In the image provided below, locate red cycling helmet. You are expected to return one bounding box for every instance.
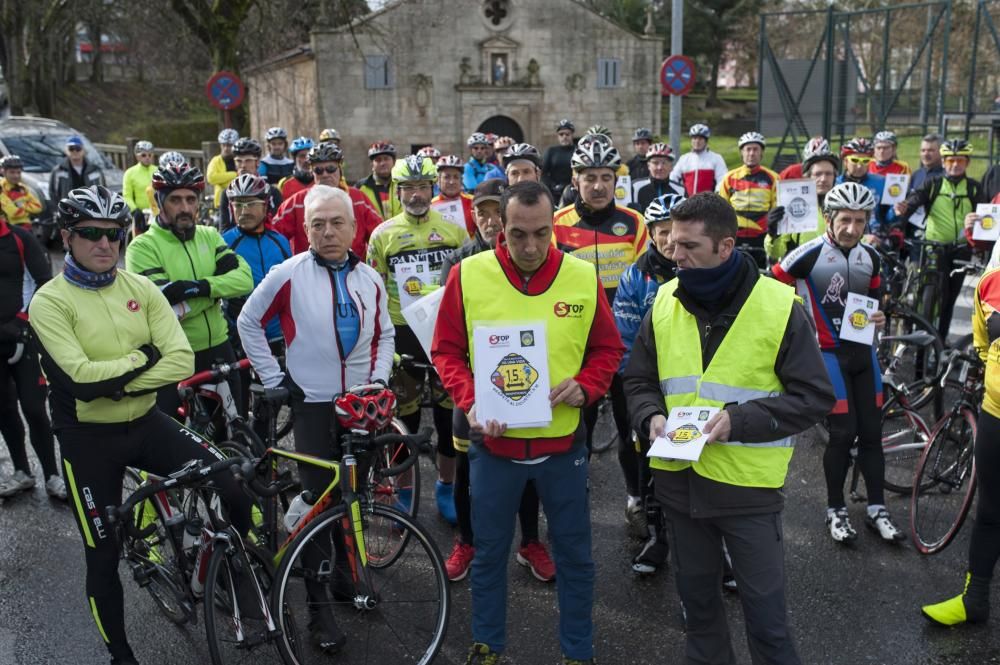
[335,387,396,432]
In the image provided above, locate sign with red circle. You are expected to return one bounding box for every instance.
[660,56,696,97]
[205,71,245,111]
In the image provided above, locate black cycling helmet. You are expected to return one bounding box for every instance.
[233,138,262,157]
[0,155,23,170]
[152,164,206,193]
[557,119,575,132]
[803,151,841,175]
[58,186,130,228]
[632,128,653,142]
[308,142,344,164]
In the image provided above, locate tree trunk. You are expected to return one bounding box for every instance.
[706,48,722,107]
[89,23,104,83]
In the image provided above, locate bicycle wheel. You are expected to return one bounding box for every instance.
[878,307,943,411]
[272,504,449,665]
[204,542,284,665]
[367,418,420,522]
[590,398,618,454]
[274,405,294,443]
[881,391,932,495]
[230,420,265,457]
[911,407,978,555]
[920,283,939,332]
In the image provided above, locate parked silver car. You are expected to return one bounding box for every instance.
[0,116,123,243]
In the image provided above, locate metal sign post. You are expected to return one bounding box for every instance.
[669,0,684,155]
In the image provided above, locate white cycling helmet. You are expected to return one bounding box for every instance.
[689,123,711,139]
[873,130,897,146]
[265,126,288,141]
[158,151,186,169]
[217,128,239,145]
[133,140,154,154]
[738,132,766,149]
[803,136,830,160]
[644,193,686,228]
[824,181,876,215]
[571,142,622,171]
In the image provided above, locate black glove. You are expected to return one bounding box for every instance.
[161,280,210,305]
[0,319,27,343]
[766,206,785,238]
[214,252,240,275]
[136,344,161,369]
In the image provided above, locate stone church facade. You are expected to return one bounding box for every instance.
[246,0,662,170]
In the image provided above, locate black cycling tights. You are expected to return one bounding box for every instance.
[0,346,58,478]
[969,411,1000,579]
[59,409,252,662]
[823,346,884,509]
[400,405,454,458]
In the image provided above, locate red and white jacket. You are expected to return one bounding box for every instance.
[237,251,394,402]
[273,183,383,258]
[670,149,728,196]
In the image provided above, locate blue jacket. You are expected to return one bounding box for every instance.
[222,225,291,341]
[612,244,676,373]
[462,158,505,193]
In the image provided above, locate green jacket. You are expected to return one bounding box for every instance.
[125,222,252,351]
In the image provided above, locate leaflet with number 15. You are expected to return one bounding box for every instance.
[472,322,552,429]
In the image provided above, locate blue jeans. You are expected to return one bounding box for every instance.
[468,429,594,659]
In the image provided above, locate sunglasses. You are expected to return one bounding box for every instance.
[845,156,871,165]
[232,200,265,210]
[943,156,967,164]
[72,226,125,243]
[67,146,83,152]
[312,165,340,174]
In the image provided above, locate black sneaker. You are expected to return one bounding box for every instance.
[309,605,347,653]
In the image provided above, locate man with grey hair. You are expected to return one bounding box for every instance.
[237,182,394,654]
[911,133,945,191]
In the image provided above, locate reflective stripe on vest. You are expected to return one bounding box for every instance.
[460,251,597,441]
[650,277,796,488]
[926,178,971,243]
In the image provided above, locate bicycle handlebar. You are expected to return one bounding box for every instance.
[373,427,433,477]
[177,358,252,396]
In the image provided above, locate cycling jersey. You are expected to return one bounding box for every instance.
[900,175,985,244]
[356,174,401,220]
[125,221,253,352]
[717,164,780,238]
[975,268,1000,419]
[272,182,382,258]
[259,155,295,186]
[279,171,313,200]
[670,149,727,196]
[552,200,648,301]
[771,232,881,349]
[542,144,575,198]
[0,178,42,226]
[630,177,685,214]
[366,209,468,325]
[430,192,475,237]
[869,159,911,177]
[237,251,394,402]
[121,162,156,211]
[626,154,649,181]
[222,224,290,341]
[206,153,237,207]
[612,245,675,373]
[778,162,804,181]
[462,158,505,193]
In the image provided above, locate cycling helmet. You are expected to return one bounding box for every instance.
[217,128,239,145]
[133,140,154,154]
[368,141,396,159]
[307,142,344,164]
[802,150,841,175]
[823,181,876,215]
[571,142,622,172]
[840,138,874,158]
[289,136,314,155]
[940,139,974,158]
[578,133,613,149]
[738,132,766,149]
[644,193,686,228]
[435,154,465,171]
[417,145,441,160]
[152,164,206,193]
[504,143,541,167]
[557,118,575,132]
[586,124,612,138]
[391,155,437,183]
[334,387,396,431]
[0,155,23,169]
[318,128,341,142]
[467,132,490,147]
[158,151,186,169]
[632,127,653,142]
[57,186,130,228]
[264,126,288,141]
[689,123,711,138]
[803,136,830,159]
[873,130,898,145]
[233,138,263,157]
[226,173,269,200]
[645,143,675,160]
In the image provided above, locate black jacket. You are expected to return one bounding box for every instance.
[0,221,51,356]
[49,158,104,204]
[623,252,834,517]
[440,233,491,284]
[541,144,575,198]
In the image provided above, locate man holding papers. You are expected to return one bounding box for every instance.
[432,180,622,665]
[623,192,832,665]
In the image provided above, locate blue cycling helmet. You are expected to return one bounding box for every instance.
[290,136,314,156]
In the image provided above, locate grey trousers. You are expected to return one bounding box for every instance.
[661,505,801,665]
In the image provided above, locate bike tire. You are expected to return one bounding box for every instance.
[880,390,932,495]
[204,542,283,665]
[590,398,618,454]
[911,407,978,555]
[878,306,943,411]
[272,504,450,665]
[368,417,421,522]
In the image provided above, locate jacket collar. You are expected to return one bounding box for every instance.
[674,251,758,325]
[492,235,562,295]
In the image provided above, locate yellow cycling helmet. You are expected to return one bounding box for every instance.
[392,155,437,183]
[940,139,973,158]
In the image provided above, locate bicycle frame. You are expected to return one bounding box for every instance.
[177,359,251,439]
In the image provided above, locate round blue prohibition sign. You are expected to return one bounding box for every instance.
[663,59,693,94]
[211,76,240,107]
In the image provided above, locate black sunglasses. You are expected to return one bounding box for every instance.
[67,145,83,152]
[312,165,340,174]
[72,226,125,243]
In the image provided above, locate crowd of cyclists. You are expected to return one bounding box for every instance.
[2,114,1000,665]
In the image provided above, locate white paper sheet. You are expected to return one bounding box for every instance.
[777,179,819,235]
[647,406,721,462]
[472,323,552,429]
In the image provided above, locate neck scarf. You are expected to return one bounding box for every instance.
[63,252,117,290]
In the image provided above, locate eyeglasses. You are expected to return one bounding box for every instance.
[312,165,340,174]
[943,156,968,164]
[67,146,83,152]
[136,153,152,159]
[71,226,125,243]
[232,200,265,210]
[845,156,871,165]
[398,183,433,193]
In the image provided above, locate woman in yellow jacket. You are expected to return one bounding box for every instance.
[922,266,1000,625]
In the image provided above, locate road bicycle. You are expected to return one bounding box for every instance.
[177,358,262,454]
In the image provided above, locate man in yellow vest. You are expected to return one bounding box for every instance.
[623,192,833,665]
[432,180,623,665]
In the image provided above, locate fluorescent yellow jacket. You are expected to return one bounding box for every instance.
[207,154,238,207]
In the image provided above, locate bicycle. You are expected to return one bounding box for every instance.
[178,358,262,455]
[910,348,984,555]
[109,456,281,665]
[240,386,449,665]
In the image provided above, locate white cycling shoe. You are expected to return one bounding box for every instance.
[866,508,906,542]
[826,507,858,543]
